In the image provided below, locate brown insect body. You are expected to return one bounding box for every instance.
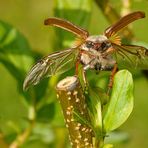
[23,11,148,91]
[80,35,116,71]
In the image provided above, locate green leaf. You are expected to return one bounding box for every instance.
[103,70,134,132]
[85,87,103,137]
[104,131,129,144]
[103,144,113,148]
[92,87,109,105]
[4,133,17,144]
[0,20,49,105]
[31,123,55,144]
[0,20,34,83]
[37,103,55,123]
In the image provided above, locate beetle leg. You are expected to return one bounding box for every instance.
[82,68,87,86]
[75,53,88,89]
[107,63,118,95]
[75,58,89,91]
[75,59,80,75]
[82,67,89,93]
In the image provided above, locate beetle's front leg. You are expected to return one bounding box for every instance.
[82,68,87,86]
[75,59,80,75]
[75,57,88,90]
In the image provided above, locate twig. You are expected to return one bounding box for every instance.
[9,120,34,148]
[56,76,93,148]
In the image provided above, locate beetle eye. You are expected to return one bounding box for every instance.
[101,42,106,49]
[86,41,94,48]
[98,42,109,52]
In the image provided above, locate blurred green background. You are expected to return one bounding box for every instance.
[0,0,148,148]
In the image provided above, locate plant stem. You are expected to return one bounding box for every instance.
[9,103,36,148]
[95,137,104,148]
[56,76,93,148]
[9,120,35,148]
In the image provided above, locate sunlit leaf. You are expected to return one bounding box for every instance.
[103,143,113,148]
[0,20,49,105]
[31,123,55,144]
[103,70,134,132]
[0,20,34,83]
[1,28,17,46]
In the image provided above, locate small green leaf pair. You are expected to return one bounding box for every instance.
[103,70,134,132]
[86,70,134,146]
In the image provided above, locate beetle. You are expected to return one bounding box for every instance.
[23,11,148,93]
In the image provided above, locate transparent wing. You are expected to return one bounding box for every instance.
[104,11,145,45]
[111,43,148,70]
[23,48,79,90]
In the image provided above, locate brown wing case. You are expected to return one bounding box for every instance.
[104,11,145,37]
[44,17,89,39]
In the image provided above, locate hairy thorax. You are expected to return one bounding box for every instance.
[80,35,116,71]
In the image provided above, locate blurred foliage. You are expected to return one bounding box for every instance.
[0,0,148,148]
